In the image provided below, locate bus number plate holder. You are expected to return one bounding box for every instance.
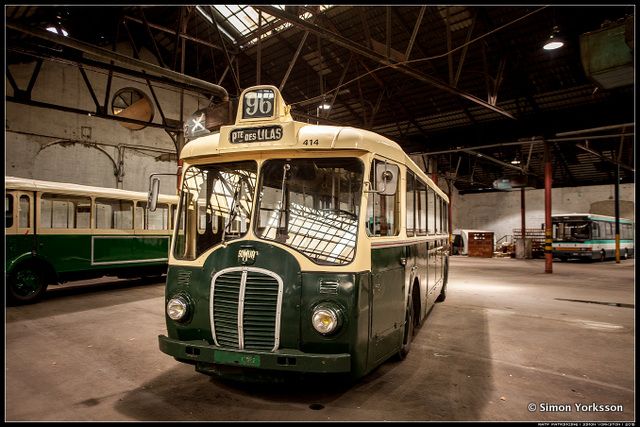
[214,351,261,367]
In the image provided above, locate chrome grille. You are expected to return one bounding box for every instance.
[210,267,283,351]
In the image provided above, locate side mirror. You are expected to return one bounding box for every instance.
[148,176,160,212]
[375,162,399,196]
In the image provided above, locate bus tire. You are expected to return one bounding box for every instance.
[397,298,414,360]
[599,250,606,262]
[436,282,447,302]
[8,265,48,305]
[623,249,628,260]
[436,258,448,303]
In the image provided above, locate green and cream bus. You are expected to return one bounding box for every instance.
[5,176,178,304]
[552,213,634,261]
[153,85,450,380]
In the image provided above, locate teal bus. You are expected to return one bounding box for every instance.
[5,176,179,304]
[152,85,450,380]
[552,213,634,261]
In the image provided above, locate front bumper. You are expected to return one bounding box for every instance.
[159,335,351,373]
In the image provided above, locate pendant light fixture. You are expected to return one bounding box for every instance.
[543,25,564,50]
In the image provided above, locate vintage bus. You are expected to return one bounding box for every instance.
[5,176,179,304]
[552,213,634,261]
[153,85,450,380]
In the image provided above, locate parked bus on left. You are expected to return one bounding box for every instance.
[5,176,179,305]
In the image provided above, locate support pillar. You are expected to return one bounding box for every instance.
[544,141,553,273]
[615,164,620,263]
[520,187,526,240]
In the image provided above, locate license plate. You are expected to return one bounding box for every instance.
[214,351,261,367]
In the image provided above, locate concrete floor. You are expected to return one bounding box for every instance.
[5,256,635,421]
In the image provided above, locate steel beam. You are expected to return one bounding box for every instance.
[6,96,181,132]
[124,15,230,53]
[575,143,634,172]
[254,6,515,119]
[6,20,229,100]
[405,6,426,60]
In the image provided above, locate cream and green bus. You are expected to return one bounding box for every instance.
[5,176,178,304]
[153,85,450,380]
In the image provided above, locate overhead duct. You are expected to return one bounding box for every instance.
[580,15,634,90]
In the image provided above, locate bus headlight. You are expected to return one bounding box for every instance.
[167,296,189,321]
[311,304,343,335]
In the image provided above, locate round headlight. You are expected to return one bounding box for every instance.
[311,304,342,335]
[167,296,189,321]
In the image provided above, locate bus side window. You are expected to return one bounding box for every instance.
[417,180,427,235]
[604,222,613,239]
[592,222,600,239]
[19,195,30,228]
[136,202,170,230]
[41,194,91,229]
[149,203,169,230]
[95,198,133,229]
[6,194,14,228]
[427,187,435,234]
[406,171,415,237]
[623,223,632,239]
[435,195,441,233]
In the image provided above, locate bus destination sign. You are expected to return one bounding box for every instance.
[230,125,283,144]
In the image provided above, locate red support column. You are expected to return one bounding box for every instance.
[520,187,526,240]
[544,141,553,273]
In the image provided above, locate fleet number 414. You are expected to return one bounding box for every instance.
[303,139,319,146]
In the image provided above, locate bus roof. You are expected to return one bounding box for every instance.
[5,176,178,203]
[551,213,633,223]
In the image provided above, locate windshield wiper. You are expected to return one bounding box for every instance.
[221,176,245,246]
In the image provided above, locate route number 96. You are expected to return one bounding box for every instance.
[243,89,275,119]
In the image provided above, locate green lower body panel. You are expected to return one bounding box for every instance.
[158,335,351,374]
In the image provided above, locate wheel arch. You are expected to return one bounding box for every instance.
[7,253,58,284]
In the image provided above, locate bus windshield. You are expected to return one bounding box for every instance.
[255,158,364,265]
[553,221,591,242]
[174,161,257,260]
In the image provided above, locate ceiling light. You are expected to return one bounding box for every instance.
[510,159,521,165]
[46,26,68,37]
[319,104,331,110]
[543,26,564,50]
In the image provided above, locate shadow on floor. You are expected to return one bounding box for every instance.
[113,304,494,421]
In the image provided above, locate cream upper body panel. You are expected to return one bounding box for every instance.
[169,85,449,271]
[179,85,447,202]
[5,176,178,204]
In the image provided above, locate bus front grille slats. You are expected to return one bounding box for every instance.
[212,269,280,351]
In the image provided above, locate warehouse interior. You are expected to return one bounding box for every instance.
[4,5,635,422]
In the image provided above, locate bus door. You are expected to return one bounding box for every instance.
[368,159,405,363]
[7,192,36,258]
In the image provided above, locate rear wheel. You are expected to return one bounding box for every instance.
[436,282,447,302]
[397,298,415,360]
[8,265,48,305]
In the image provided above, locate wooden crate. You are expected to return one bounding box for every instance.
[467,232,494,257]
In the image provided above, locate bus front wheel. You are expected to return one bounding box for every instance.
[8,266,48,305]
[599,250,606,262]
